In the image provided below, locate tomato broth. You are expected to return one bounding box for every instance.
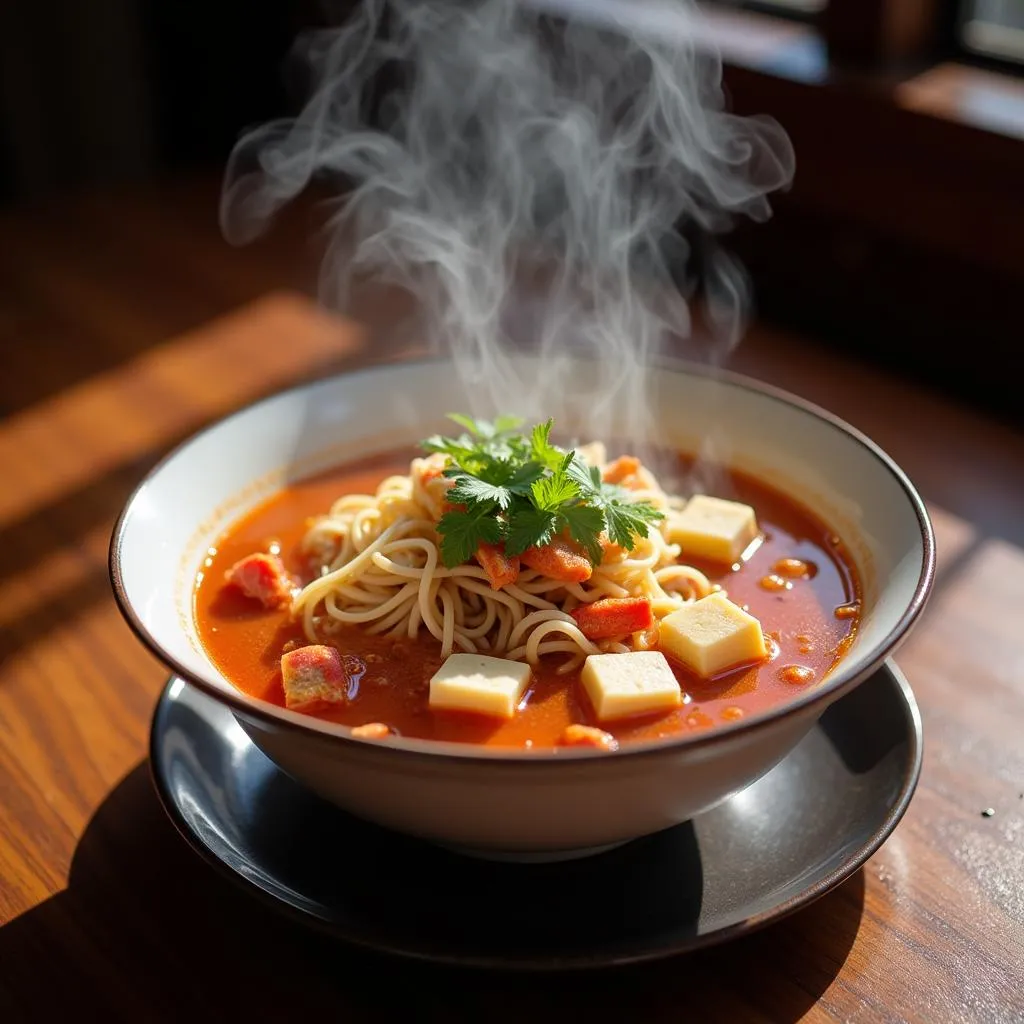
[194,449,861,748]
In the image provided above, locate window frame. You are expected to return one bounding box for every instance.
[708,0,1024,71]
[942,0,1024,73]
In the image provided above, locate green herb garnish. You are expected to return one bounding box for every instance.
[422,415,665,569]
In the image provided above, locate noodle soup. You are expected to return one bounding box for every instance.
[194,437,861,750]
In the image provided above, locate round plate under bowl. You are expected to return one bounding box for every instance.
[149,661,922,971]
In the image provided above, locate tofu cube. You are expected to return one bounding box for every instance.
[667,494,759,564]
[281,645,349,711]
[581,651,682,722]
[659,592,767,679]
[429,653,532,719]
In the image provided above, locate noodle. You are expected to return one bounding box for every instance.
[291,451,715,663]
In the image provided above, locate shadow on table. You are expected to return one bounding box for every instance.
[0,762,865,1022]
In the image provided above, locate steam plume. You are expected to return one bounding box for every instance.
[220,0,794,441]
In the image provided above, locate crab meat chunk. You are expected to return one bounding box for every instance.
[224,552,296,609]
[559,724,619,751]
[281,644,349,711]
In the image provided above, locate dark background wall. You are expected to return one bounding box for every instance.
[1,1,1020,424]
[0,1,308,203]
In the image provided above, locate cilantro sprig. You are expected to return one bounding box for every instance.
[422,414,665,569]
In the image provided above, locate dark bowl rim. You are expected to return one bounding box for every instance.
[110,352,937,765]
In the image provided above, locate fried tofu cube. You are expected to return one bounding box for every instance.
[659,592,767,679]
[281,644,348,711]
[668,494,759,564]
[581,650,683,721]
[429,653,532,719]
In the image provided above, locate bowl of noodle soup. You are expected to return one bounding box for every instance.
[111,355,934,858]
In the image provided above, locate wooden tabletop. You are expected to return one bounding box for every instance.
[1,179,1023,1022]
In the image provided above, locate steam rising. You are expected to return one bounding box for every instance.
[220,0,794,441]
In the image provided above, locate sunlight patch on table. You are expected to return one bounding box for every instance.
[0,292,362,529]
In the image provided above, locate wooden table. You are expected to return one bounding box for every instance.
[1,181,1023,1022]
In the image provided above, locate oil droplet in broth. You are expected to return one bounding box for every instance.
[773,557,818,579]
[780,665,815,686]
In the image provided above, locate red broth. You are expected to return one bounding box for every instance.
[193,450,861,748]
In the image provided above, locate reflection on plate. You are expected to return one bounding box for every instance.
[148,661,921,970]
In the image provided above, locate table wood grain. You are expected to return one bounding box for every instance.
[1,178,1022,1023]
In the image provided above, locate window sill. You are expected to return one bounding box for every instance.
[895,61,1024,140]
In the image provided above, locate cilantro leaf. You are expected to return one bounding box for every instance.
[423,413,666,571]
[531,452,579,511]
[446,413,485,437]
[504,506,558,557]
[421,434,478,463]
[446,456,542,489]
[436,503,504,567]
[490,436,529,461]
[530,419,564,470]
[438,444,503,478]
[559,503,606,565]
[494,414,525,434]
[505,460,546,495]
[446,474,513,511]
[443,412,525,445]
[603,497,665,549]
[565,454,602,495]
[599,481,632,504]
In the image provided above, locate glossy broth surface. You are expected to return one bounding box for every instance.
[194,449,861,748]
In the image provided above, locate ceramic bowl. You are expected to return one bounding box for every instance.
[111,356,934,859]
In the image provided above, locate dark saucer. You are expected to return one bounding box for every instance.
[149,661,922,970]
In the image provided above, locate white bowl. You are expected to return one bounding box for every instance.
[111,356,934,859]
